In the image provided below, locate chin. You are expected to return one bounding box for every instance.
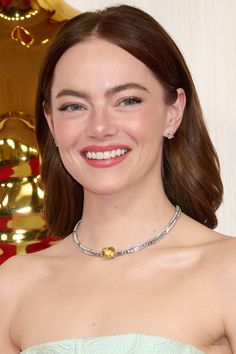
[83,183,127,196]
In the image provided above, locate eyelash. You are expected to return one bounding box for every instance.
[119,96,142,106]
[58,96,142,112]
[58,103,84,112]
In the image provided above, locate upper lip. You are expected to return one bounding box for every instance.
[80,144,131,153]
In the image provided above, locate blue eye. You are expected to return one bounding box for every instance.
[59,104,84,112]
[120,97,142,106]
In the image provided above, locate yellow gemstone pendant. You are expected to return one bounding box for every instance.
[101,246,116,259]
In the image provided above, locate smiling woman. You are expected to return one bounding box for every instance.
[0,4,236,354]
[38,7,223,236]
[44,37,178,195]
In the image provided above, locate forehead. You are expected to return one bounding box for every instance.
[52,38,163,93]
[55,38,147,73]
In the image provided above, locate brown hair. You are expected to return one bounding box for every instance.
[35,5,223,236]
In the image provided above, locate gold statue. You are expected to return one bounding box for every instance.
[0,0,73,261]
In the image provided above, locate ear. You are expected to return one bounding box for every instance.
[163,88,186,138]
[43,103,56,141]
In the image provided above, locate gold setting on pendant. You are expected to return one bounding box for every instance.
[101,246,116,259]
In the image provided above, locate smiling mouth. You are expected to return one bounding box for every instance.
[84,148,128,160]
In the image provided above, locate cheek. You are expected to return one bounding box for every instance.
[53,119,82,147]
[125,110,165,144]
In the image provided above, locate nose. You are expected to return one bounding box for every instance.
[85,107,118,140]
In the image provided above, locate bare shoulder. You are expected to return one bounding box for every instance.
[177,217,236,349]
[0,235,74,291]
[180,213,236,252]
[198,230,236,302]
[0,236,69,289]
[0,244,67,324]
[0,255,43,353]
[202,228,236,263]
[209,230,236,279]
[206,232,236,350]
[0,253,48,297]
[178,214,236,277]
[193,222,236,269]
[0,254,31,291]
[0,242,71,354]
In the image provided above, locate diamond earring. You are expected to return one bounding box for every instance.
[166,132,174,140]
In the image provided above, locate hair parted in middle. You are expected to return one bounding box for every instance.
[35,4,223,236]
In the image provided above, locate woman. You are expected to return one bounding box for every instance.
[0,5,236,354]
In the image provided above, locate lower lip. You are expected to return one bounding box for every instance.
[82,152,129,168]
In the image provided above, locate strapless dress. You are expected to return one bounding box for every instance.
[20,333,205,353]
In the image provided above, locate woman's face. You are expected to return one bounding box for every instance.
[45,38,185,195]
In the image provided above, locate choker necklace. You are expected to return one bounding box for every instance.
[72,205,181,260]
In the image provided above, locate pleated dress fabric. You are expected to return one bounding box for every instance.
[20,333,205,354]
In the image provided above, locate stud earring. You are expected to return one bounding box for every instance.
[166,132,174,140]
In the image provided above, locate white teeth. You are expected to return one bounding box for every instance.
[85,148,128,160]
[103,151,111,159]
[96,152,103,160]
[110,150,116,158]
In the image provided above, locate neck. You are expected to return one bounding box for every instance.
[78,183,176,251]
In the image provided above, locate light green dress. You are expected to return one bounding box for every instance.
[20,333,205,353]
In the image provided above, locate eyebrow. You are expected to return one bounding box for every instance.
[56,83,150,99]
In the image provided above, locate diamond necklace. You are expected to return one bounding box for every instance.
[72,205,181,260]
